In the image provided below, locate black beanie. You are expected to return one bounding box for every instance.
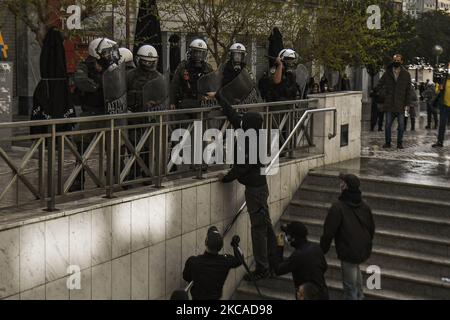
[205,226,223,252]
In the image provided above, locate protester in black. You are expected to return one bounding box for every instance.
[273,221,329,300]
[182,226,242,300]
[320,173,375,300]
[216,93,278,281]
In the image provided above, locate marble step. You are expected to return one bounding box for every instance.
[296,184,450,219]
[305,171,450,202]
[288,199,450,241]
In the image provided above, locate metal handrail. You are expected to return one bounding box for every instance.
[185,106,337,295]
[0,99,319,129]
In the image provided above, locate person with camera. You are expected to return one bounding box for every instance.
[272,221,329,300]
[182,226,242,300]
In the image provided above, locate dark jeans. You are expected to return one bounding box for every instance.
[385,112,405,146]
[370,101,384,131]
[245,184,277,272]
[427,102,439,128]
[437,104,450,143]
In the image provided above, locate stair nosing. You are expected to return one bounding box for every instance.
[308,170,450,193]
[236,282,295,300]
[277,274,431,300]
[299,184,450,208]
[279,246,450,290]
[281,214,450,246]
[290,199,450,227]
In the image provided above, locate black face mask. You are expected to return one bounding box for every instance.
[393,62,402,68]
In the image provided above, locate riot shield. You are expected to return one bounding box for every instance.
[197,68,223,95]
[142,74,169,112]
[296,64,309,99]
[103,63,127,115]
[216,69,260,106]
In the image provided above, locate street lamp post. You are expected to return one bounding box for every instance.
[433,45,443,68]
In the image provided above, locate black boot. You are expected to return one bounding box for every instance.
[411,118,415,131]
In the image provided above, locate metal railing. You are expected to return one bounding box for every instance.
[0,99,321,212]
[184,105,337,297]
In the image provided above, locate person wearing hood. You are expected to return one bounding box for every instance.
[216,93,278,282]
[273,221,329,300]
[320,173,375,300]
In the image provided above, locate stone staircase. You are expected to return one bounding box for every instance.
[234,170,450,300]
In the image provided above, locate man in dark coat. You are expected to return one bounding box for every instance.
[320,173,375,300]
[375,54,412,149]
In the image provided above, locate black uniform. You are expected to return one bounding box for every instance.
[221,60,242,87]
[127,66,163,113]
[183,252,241,300]
[126,66,164,179]
[70,57,106,190]
[74,56,104,116]
[169,60,213,110]
[267,72,299,102]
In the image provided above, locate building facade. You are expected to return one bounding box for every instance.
[403,0,450,17]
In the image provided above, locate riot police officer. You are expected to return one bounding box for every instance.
[210,43,260,107]
[267,48,301,102]
[127,45,163,114]
[70,37,120,191]
[119,47,136,71]
[169,39,213,112]
[222,42,248,86]
[126,45,166,180]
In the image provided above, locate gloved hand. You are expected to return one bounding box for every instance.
[231,235,240,247]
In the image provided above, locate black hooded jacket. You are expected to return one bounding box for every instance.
[273,240,328,295]
[217,95,267,187]
[320,189,375,264]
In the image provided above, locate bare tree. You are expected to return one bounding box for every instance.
[158,0,284,65]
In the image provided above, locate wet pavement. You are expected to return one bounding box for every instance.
[318,127,450,188]
[361,127,450,165]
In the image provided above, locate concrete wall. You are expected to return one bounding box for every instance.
[310,91,362,165]
[0,92,362,300]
